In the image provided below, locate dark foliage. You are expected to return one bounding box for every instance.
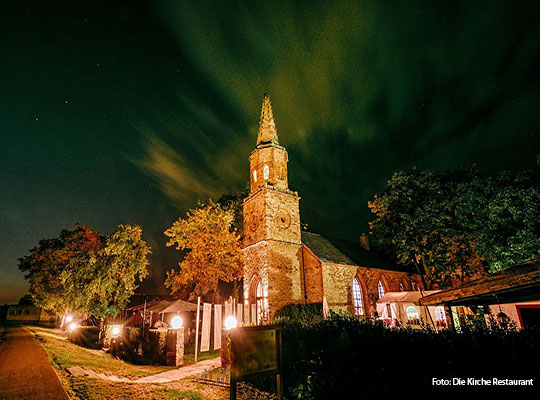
[279,315,540,399]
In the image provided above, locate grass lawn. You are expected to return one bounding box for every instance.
[28,325,228,400]
[184,345,221,364]
[29,326,172,377]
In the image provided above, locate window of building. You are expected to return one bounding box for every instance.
[435,306,446,327]
[406,306,420,324]
[9,310,15,316]
[263,165,270,180]
[377,280,385,299]
[352,278,364,316]
[256,280,264,323]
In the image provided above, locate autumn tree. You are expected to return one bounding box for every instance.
[61,225,151,322]
[164,200,243,301]
[18,224,103,315]
[19,224,150,324]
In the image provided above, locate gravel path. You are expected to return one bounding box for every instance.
[0,326,70,400]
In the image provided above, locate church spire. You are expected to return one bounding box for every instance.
[256,93,279,146]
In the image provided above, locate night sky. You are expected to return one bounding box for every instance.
[1,0,539,304]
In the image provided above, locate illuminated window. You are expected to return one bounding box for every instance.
[256,280,264,323]
[406,306,420,324]
[435,306,446,327]
[377,280,385,299]
[263,165,270,180]
[253,170,257,183]
[352,278,364,316]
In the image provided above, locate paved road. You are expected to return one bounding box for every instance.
[0,326,70,400]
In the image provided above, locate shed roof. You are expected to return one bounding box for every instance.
[419,258,540,306]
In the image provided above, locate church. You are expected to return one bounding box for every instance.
[242,94,423,322]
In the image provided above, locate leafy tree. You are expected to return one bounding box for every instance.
[18,224,103,315]
[368,168,485,288]
[164,200,243,301]
[369,160,540,286]
[61,225,151,321]
[18,294,35,305]
[457,162,540,272]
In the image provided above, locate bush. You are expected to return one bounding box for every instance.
[279,315,540,399]
[273,303,325,325]
[69,326,100,349]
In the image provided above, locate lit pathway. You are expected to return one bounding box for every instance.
[67,356,222,383]
[0,326,70,400]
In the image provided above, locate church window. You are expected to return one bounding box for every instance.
[406,306,420,324]
[377,280,385,299]
[253,170,257,183]
[399,283,404,291]
[263,164,269,180]
[352,278,364,316]
[256,280,264,323]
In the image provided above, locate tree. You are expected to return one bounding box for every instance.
[164,200,243,301]
[18,224,103,315]
[61,225,151,321]
[368,168,486,288]
[457,161,540,272]
[18,294,34,305]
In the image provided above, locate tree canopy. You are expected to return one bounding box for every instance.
[164,200,244,300]
[369,160,540,288]
[18,224,150,318]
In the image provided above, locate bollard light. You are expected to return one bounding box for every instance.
[65,315,73,323]
[171,316,183,329]
[68,322,77,331]
[111,326,121,336]
[224,316,237,330]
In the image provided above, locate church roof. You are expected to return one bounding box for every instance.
[301,231,416,273]
[256,93,279,146]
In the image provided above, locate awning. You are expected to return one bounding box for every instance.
[419,258,540,306]
[377,290,440,305]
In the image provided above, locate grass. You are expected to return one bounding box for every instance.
[183,345,221,364]
[27,325,228,400]
[29,325,172,377]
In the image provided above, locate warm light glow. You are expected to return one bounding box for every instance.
[111,326,121,336]
[224,316,237,330]
[68,323,77,331]
[171,316,183,329]
[65,315,73,323]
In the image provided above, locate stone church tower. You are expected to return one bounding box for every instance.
[242,93,303,322]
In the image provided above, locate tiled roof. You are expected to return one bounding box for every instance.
[301,231,416,273]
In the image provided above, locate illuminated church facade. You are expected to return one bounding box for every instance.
[242,94,423,321]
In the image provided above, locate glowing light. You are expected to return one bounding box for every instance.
[68,323,77,331]
[224,316,237,330]
[65,315,73,323]
[171,316,183,329]
[111,326,121,336]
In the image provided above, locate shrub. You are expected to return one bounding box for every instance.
[279,315,540,399]
[69,326,100,349]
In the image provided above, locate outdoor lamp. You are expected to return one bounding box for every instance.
[171,316,183,329]
[111,326,121,337]
[65,315,73,323]
[68,322,77,331]
[224,316,238,330]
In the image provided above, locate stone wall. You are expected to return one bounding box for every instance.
[321,261,421,316]
[301,246,324,303]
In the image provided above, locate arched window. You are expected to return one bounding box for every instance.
[406,306,420,325]
[377,280,385,299]
[256,280,264,323]
[352,278,364,316]
[435,306,446,327]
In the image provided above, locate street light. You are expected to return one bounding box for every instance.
[225,316,238,330]
[171,316,183,329]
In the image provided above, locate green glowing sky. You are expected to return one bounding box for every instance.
[1,0,539,303]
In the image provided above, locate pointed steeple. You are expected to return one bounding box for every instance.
[256,93,279,146]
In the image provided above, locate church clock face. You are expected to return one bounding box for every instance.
[276,209,291,229]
